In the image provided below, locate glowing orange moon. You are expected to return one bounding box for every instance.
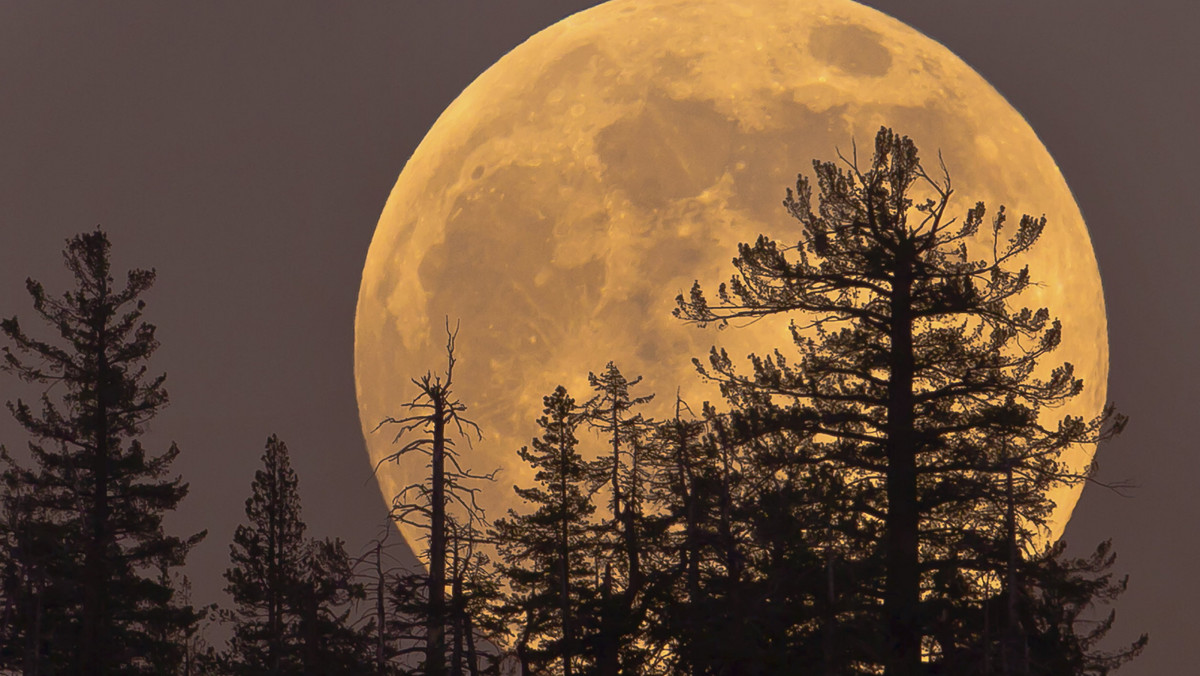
[355,0,1108,551]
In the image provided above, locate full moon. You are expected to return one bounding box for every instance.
[356,0,1108,552]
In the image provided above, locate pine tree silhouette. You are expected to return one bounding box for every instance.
[0,230,204,674]
[222,435,367,674]
[676,128,1135,675]
[493,386,595,676]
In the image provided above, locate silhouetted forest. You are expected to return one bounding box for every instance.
[0,129,1145,675]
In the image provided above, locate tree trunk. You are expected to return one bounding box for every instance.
[625,442,642,601]
[885,256,920,676]
[465,614,480,676]
[559,436,575,676]
[610,408,621,526]
[717,432,739,585]
[684,463,701,676]
[824,548,837,676]
[301,587,318,676]
[1004,462,1029,676]
[375,540,386,675]
[450,543,465,676]
[598,565,617,676]
[516,609,533,676]
[24,571,43,676]
[269,454,283,676]
[428,395,448,676]
[81,316,111,676]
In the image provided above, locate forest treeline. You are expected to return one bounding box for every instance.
[0,128,1145,675]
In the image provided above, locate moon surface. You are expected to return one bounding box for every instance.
[355,0,1108,552]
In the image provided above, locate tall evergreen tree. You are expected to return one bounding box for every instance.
[223,435,366,675]
[641,403,750,676]
[223,435,308,675]
[0,464,75,674]
[585,363,655,532]
[0,229,204,674]
[641,399,710,675]
[676,128,1134,675]
[646,404,856,675]
[581,363,656,675]
[142,569,216,676]
[493,386,595,676]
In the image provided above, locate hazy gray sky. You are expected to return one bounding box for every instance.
[0,2,1193,672]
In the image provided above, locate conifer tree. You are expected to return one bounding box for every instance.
[697,410,759,674]
[224,435,309,674]
[140,568,220,676]
[0,229,204,674]
[357,521,504,676]
[676,128,1133,675]
[493,386,595,676]
[585,363,655,531]
[223,435,366,675]
[1017,541,1146,675]
[0,467,73,673]
[647,407,849,675]
[581,363,656,675]
[641,399,710,675]
[295,537,369,675]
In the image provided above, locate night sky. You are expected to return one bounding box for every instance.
[0,1,1193,672]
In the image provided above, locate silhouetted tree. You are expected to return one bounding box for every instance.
[375,324,491,676]
[644,403,862,675]
[640,398,710,675]
[0,230,204,674]
[581,363,656,675]
[295,537,369,675]
[141,569,218,676]
[676,128,1132,675]
[355,523,412,676]
[378,520,502,676]
[634,400,767,675]
[223,435,308,675]
[445,517,505,676]
[223,435,366,675]
[0,465,74,674]
[1017,541,1146,675]
[493,386,595,676]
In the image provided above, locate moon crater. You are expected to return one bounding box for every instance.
[809,24,892,77]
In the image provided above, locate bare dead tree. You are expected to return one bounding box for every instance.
[375,322,495,676]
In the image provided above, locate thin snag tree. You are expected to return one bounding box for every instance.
[376,322,494,676]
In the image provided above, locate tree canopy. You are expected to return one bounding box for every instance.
[0,130,1146,676]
